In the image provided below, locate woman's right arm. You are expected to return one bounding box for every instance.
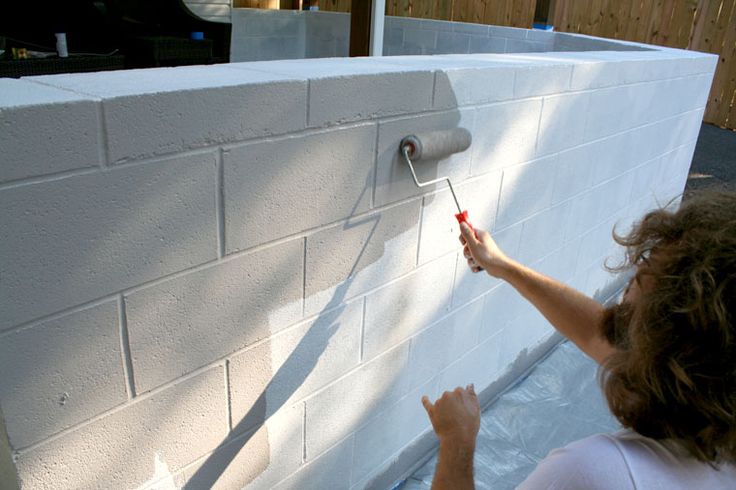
[459,222,614,365]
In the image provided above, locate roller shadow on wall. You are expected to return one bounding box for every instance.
[183,181,383,489]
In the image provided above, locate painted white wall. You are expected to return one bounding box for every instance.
[230,8,649,62]
[0,40,716,489]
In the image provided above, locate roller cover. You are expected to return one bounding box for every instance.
[402,128,472,162]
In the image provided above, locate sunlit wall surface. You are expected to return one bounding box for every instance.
[0,33,715,489]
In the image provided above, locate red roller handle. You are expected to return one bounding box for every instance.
[456,211,482,271]
[455,210,474,232]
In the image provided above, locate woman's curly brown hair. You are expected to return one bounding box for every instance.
[601,191,736,465]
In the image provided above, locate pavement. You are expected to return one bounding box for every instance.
[686,123,736,195]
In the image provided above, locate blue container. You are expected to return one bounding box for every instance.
[532,23,554,31]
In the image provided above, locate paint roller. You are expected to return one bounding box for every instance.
[399,128,475,230]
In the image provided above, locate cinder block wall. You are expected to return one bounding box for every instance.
[0,44,715,489]
[230,9,648,62]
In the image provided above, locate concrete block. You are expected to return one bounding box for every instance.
[570,60,630,90]
[306,10,350,44]
[362,254,456,361]
[537,92,590,156]
[385,27,404,47]
[552,143,594,204]
[224,124,376,252]
[0,79,101,183]
[125,239,304,394]
[502,307,555,357]
[386,15,421,30]
[565,188,605,242]
[377,56,515,107]
[241,58,434,127]
[653,75,712,119]
[304,343,411,460]
[170,403,302,490]
[273,434,354,490]
[391,45,424,56]
[588,131,638,185]
[506,39,550,53]
[0,152,217,330]
[29,66,307,163]
[480,283,525,342]
[437,334,504,394]
[305,36,336,59]
[436,32,470,54]
[472,99,542,175]
[403,28,437,52]
[0,301,126,449]
[239,9,302,37]
[629,114,695,165]
[304,200,421,316]
[435,64,516,108]
[514,64,571,98]
[15,367,226,490]
[496,154,558,229]
[596,170,637,223]
[453,222,522,307]
[408,299,484,389]
[575,217,618,275]
[629,158,662,203]
[351,378,436,485]
[452,22,489,36]
[469,36,507,54]
[242,36,303,61]
[584,84,641,142]
[228,301,362,435]
[517,200,573,264]
[584,264,620,300]
[489,26,528,39]
[418,171,502,265]
[532,244,579,287]
[375,109,474,207]
[420,19,454,32]
[526,29,555,42]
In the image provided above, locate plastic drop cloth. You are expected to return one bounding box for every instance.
[401,341,621,490]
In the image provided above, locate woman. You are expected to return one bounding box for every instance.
[422,192,736,489]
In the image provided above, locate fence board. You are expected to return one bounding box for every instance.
[317,0,534,26]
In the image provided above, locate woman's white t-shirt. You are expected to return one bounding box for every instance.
[518,429,736,489]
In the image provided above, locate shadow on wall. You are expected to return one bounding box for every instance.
[180,72,468,489]
[178,60,591,487]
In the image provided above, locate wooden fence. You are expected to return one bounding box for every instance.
[318,0,536,27]
[233,0,735,129]
[552,0,736,130]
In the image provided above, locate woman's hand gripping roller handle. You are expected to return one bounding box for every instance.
[455,210,474,234]
[400,128,475,234]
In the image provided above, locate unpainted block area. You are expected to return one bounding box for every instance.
[224,124,376,252]
[0,301,126,449]
[15,367,226,490]
[0,79,101,184]
[0,152,218,330]
[126,239,304,394]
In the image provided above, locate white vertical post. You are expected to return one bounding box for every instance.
[369,0,386,56]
